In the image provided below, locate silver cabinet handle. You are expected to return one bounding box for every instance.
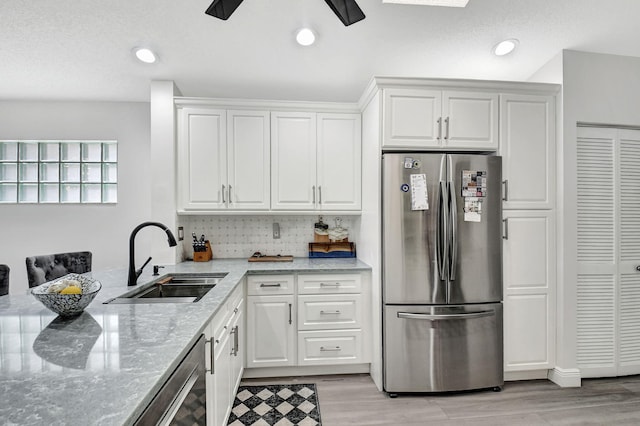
[320,346,341,352]
[502,218,509,240]
[228,185,232,203]
[229,327,236,356]
[320,282,341,287]
[312,185,316,204]
[320,310,341,315]
[205,338,215,375]
[398,310,495,321]
[502,180,508,201]
[437,117,442,141]
[288,303,292,325]
[444,116,450,140]
[260,283,282,288]
[318,186,322,204]
[229,325,239,356]
[221,184,226,203]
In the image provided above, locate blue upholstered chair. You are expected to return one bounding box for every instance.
[25,251,92,288]
[0,264,9,296]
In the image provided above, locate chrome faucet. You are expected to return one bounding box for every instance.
[128,222,177,286]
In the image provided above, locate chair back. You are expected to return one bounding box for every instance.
[25,251,92,288]
[0,264,8,296]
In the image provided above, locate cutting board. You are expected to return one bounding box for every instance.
[248,255,294,262]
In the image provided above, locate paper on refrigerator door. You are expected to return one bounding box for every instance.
[410,173,429,210]
[464,197,482,222]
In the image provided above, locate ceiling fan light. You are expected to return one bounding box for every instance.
[296,28,316,46]
[134,48,157,64]
[493,39,518,56]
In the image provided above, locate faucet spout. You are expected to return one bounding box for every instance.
[128,222,178,286]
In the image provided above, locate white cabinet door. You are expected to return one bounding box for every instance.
[229,300,244,394]
[177,106,227,210]
[500,94,556,209]
[271,111,317,210]
[503,210,556,371]
[213,327,232,426]
[227,110,270,210]
[317,113,362,210]
[246,295,295,367]
[443,91,498,150]
[383,88,442,149]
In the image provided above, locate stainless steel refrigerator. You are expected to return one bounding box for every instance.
[382,153,503,394]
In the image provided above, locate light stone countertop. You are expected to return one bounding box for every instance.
[0,258,370,426]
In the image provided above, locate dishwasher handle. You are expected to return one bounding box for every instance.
[397,310,495,321]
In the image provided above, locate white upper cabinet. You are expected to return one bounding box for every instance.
[176,106,269,212]
[382,88,498,150]
[271,111,318,210]
[500,94,556,209]
[271,111,361,211]
[177,106,227,210]
[317,113,362,211]
[227,110,270,210]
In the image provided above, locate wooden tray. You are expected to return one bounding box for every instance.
[248,255,294,262]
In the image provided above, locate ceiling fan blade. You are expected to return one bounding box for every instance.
[205,0,244,20]
[325,0,366,26]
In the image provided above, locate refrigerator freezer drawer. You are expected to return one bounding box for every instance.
[384,303,503,393]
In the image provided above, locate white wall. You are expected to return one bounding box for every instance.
[552,50,640,377]
[0,101,156,294]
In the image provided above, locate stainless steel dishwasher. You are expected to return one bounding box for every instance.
[135,335,207,426]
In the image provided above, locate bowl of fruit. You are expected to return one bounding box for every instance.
[31,273,102,317]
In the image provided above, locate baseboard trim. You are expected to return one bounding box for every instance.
[243,363,370,379]
[548,367,582,387]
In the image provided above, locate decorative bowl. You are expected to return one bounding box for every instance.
[31,273,102,317]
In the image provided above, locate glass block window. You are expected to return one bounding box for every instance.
[0,141,117,204]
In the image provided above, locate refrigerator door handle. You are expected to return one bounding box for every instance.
[437,181,447,280]
[448,180,458,281]
[397,310,495,321]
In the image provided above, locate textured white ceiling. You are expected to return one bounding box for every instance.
[1,0,639,102]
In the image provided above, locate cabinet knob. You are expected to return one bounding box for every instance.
[636,265,640,272]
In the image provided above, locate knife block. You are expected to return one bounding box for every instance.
[193,241,213,262]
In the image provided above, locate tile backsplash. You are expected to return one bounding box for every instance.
[179,215,359,259]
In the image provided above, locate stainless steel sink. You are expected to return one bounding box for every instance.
[105,274,226,304]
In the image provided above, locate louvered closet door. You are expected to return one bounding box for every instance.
[576,127,640,377]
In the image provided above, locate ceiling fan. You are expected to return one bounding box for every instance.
[205,0,366,26]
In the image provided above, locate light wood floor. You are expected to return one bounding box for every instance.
[240,374,640,425]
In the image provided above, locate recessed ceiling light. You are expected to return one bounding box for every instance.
[493,39,518,56]
[296,28,316,46]
[134,47,157,64]
[382,0,469,7]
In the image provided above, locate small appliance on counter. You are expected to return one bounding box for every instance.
[192,233,212,262]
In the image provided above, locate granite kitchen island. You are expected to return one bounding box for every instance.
[0,258,370,426]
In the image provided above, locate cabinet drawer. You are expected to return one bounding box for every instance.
[298,273,362,294]
[298,330,362,365]
[228,282,244,310]
[298,295,361,330]
[247,275,294,295]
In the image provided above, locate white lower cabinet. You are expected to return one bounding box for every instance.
[502,210,556,372]
[205,283,244,426]
[246,272,368,372]
[246,294,296,367]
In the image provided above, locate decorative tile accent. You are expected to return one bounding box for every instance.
[227,384,322,426]
[179,215,358,259]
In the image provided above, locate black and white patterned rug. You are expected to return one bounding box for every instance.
[227,384,322,426]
